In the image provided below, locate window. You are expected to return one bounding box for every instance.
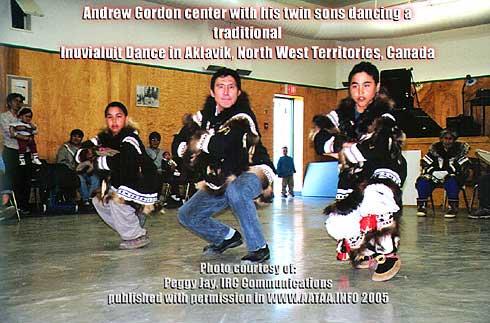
[11,0,30,30]
[10,0,44,31]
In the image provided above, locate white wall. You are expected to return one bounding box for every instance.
[0,0,338,88]
[335,24,490,87]
[1,0,489,88]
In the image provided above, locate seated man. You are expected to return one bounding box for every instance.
[145,131,164,175]
[416,129,470,218]
[56,129,100,207]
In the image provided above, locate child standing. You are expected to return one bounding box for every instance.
[9,107,42,166]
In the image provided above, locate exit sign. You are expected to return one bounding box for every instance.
[284,84,297,95]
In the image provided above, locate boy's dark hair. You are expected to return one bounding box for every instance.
[149,131,161,141]
[348,61,380,84]
[70,129,84,138]
[6,93,25,105]
[210,68,241,91]
[105,101,128,116]
[17,107,32,117]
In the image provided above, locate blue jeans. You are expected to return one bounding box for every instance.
[78,173,100,202]
[178,172,266,252]
[416,175,459,200]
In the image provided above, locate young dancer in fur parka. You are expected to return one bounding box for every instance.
[312,62,407,281]
[76,102,159,250]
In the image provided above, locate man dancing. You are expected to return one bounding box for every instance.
[174,68,275,263]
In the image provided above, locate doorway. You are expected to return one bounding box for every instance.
[273,95,304,196]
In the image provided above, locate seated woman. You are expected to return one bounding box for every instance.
[415,129,470,218]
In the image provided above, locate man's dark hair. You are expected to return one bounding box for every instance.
[210,68,241,91]
[348,61,380,84]
[70,129,84,138]
[149,131,161,141]
[6,93,25,104]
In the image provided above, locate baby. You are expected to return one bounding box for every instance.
[9,107,42,166]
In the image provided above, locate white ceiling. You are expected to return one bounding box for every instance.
[147,0,490,40]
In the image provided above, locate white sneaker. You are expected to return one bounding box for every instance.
[19,158,26,166]
[32,158,42,165]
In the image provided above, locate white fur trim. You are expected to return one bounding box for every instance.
[325,209,362,240]
[116,185,158,205]
[177,142,187,158]
[326,110,340,128]
[193,111,203,126]
[224,113,258,136]
[359,184,400,216]
[206,182,224,190]
[359,132,373,141]
[457,156,469,165]
[122,137,142,155]
[201,133,213,154]
[422,155,433,165]
[377,212,395,230]
[76,137,99,163]
[438,157,444,169]
[343,143,366,163]
[372,168,402,186]
[375,233,395,254]
[348,234,366,249]
[336,188,353,200]
[75,149,83,163]
[323,136,335,154]
[97,156,110,171]
[382,113,396,122]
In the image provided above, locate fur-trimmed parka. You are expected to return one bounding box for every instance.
[313,93,407,199]
[76,126,159,205]
[172,92,275,195]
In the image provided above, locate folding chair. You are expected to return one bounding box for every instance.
[1,190,21,221]
[428,157,478,215]
[470,149,490,212]
[160,182,172,202]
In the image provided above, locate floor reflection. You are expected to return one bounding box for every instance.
[1,197,489,322]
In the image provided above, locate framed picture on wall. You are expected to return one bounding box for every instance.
[7,75,32,107]
[136,85,160,108]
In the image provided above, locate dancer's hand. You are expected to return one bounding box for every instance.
[95,148,119,157]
